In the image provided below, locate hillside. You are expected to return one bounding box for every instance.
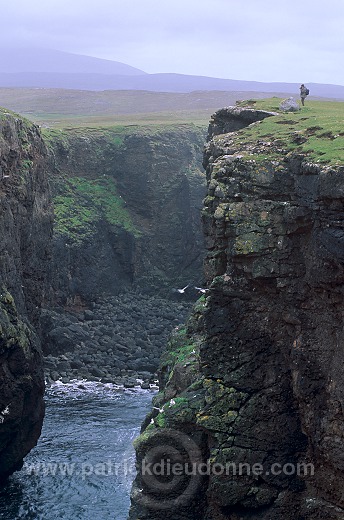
[0,48,146,75]
[232,98,344,164]
[0,48,343,98]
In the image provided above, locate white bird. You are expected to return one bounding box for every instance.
[169,399,176,407]
[153,406,164,413]
[150,418,155,425]
[194,286,209,294]
[176,284,190,294]
[0,405,10,424]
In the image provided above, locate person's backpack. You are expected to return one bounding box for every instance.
[305,88,310,95]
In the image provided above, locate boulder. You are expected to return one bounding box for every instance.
[279,97,300,112]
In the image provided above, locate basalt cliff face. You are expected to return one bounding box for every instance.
[0,110,52,481]
[129,107,344,520]
[45,125,206,307]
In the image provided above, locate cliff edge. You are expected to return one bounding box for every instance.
[128,100,344,520]
[0,109,52,481]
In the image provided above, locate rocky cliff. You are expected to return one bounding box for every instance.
[36,123,206,386]
[0,113,206,477]
[0,109,52,481]
[44,124,206,307]
[129,102,344,519]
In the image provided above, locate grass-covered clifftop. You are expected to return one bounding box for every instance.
[234,98,344,164]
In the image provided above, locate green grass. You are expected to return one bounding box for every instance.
[42,121,204,147]
[34,109,213,128]
[54,176,140,244]
[234,97,344,165]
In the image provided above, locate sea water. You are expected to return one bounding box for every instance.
[0,381,154,520]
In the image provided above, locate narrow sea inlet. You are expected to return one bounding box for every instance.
[0,382,154,520]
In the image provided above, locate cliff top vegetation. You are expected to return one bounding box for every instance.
[234,98,344,165]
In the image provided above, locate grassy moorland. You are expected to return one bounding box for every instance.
[0,88,294,128]
[235,97,344,165]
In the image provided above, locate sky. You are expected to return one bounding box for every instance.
[2,0,344,85]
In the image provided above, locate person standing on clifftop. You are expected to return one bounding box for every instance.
[300,84,309,106]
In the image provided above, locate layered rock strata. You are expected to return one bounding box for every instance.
[129,107,344,519]
[0,110,52,481]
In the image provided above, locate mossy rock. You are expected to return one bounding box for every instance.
[0,288,31,356]
[194,379,248,433]
[53,175,140,244]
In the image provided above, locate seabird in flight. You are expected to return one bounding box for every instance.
[194,286,209,294]
[178,284,190,293]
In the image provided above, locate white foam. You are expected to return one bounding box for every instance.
[45,378,156,400]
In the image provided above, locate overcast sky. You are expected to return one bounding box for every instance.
[2,0,344,85]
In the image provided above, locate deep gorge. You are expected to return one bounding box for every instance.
[1,102,344,520]
[0,110,207,483]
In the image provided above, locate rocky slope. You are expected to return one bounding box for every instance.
[0,109,52,481]
[128,105,344,519]
[41,292,191,387]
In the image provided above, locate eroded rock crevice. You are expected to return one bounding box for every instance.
[40,125,207,386]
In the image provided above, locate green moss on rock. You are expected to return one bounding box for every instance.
[53,176,140,244]
[0,288,31,356]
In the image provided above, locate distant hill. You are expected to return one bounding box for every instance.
[0,48,146,76]
[0,71,344,100]
[0,48,344,99]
